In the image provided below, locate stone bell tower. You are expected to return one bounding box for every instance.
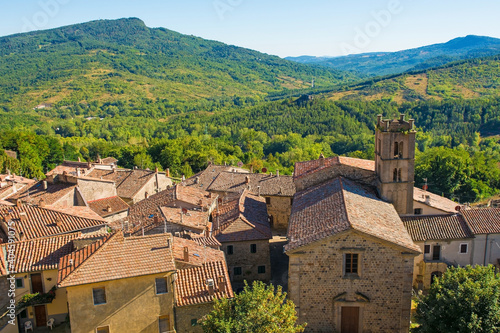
[375,114,416,215]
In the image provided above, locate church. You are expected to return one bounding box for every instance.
[285,114,422,333]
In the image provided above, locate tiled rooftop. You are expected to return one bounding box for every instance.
[175,261,233,307]
[413,187,460,213]
[0,232,80,276]
[208,171,295,197]
[46,161,92,177]
[285,177,419,252]
[160,207,210,231]
[192,235,222,248]
[7,181,76,206]
[402,214,474,241]
[86,168,156,199]
[58,232,176,287]
[0,205,106,241]
[462,208,500,235]
[172,236,226,267]
[293,156,375,179]
[212,190,271,242]
[88,196,130,218]
[184,164,249,191]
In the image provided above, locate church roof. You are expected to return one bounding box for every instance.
[285,177,419,253]
[293,156,375,180]
[208,171,295,197]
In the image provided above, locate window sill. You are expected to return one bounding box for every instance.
[342,274,360,280]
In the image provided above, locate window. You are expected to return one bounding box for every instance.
[158,316,170,333]
[155,278,168,294]
[290,197,294,205]
[398,168,402,182]
[378,139,381,154]
[432,245,441,261]
[96,326,109,333]
[424,245,430,254]
[15,278,24,289]
[258,265,266,274]
[227,245,234,255]
[414,208,423,215]
[460,243,468,254]
[393,168,398,181]
[344,253,359,275]
[20,309,27,319]
[265,197,271,205]
[399,141,404,158]
[250,244,257,253]
[234,267,242,275]
[394,142,399,157]
[191,319,198,327]
[93,287,106,305]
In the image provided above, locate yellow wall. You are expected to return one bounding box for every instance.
[66,272,175,333]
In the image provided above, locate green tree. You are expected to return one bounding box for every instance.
[414,265,500,333]
[201,281,306,333]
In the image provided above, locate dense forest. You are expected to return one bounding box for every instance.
[0,18,499,204]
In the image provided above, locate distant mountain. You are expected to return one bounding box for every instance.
[0,18,358,111]
[286,35,500,76]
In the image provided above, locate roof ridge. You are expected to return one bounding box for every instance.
[1,231,82,245]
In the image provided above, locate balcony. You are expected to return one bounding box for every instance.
[16,286,57,310]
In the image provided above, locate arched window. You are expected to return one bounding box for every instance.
[394,141,399,157]
[399,141,404,158]
[393,168,398,182]
[398,168,402,182]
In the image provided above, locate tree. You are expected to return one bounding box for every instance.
[414,265,500,333]
[201,281,306,333]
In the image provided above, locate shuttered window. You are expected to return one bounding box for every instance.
[155,278,168,294]
[93,287,106,305]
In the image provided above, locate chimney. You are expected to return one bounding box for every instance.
[68,259,74,266]
[217,276,226,293]
[76,168,81,177]
[154,215,159,223]
[16,199,22,207]
[399,114,405,122]
[245,176,250,184]
[43,180,48,190]
[39,198,45,208]
[112,165,116,173]
[409,119,415,129]
[155,166,158,174]
[106,205,112,213]
[195,176,200,184]
[166,168,170,178]
[377,114,382,127]
[87,162,92,169]
[257,186,261,196]
[7,169,11,176]
[425,195,431,205]
[205,226,210,238]
[183,246,189,262]
[276,170,279,177]
[206,278,215,296]
[55,218,62,227]
[78,157,81,162]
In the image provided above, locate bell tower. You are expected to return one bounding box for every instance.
[375,114,416,215]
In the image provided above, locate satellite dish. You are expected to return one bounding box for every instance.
[262,167,268,173]
[237,161,243,167]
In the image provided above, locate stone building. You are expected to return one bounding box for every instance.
[212,190,272,290]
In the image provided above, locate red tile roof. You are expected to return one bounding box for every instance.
[0,232,80,276]
[88,196,130,218]
[160,207,210,232]
[48,206,106,221]
[86,168,156,199]
[192,235,222,248]
[285,177,419,252]
[46,161,92,177]
[402,214,474,241]
[7,181,77,206]
[172,236,226,267]
[413,187,460,213]
[58,232,176,287]
[462,208,500,234]
[0,205,106,241]
[184,164,249,191]
[293,156,375,179]
[212,190,271,242]
[208,172,296,197]
[175,261,233,307]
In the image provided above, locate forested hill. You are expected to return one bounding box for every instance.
[286,35,500,76]
[0,18,358,112]
[320,55,500,103]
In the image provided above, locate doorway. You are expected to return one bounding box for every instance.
[341,306,359,333]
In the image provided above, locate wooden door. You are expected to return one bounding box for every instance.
[34,305,47,327]
[432,245,441,260]
[30,273,44,294]
[341,306,359,333]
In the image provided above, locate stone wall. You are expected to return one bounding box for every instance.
[287,231,415,333]
[175,303,213,333]
[221,239,271,290]
[266,196,292,231]
[77,178,117,202]
[131,173,172,204]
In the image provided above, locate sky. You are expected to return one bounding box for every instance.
[1,0,499,58]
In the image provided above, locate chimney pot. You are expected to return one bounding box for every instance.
[217,276,226,293]
[166,168,170,178]
[409,119,415,129]
[43,180,48,190]
[16,199,22,207]
[400,114,405,122]
[106,205,112,213]
[245,176,250,184]
[276,170,279,177]
[183,246,189,262]
[155,167,159,174]
[377,114,382,127]
[78,157,81,162]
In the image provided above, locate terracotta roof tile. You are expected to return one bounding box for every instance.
[208,172,295,197]
[160,207,210,232]
[48,206,106,221]
[88,196,130,218]
[0,232,80,276]
[58,232,176,287]
[7,181,76,206]
[86,168,155,199]
[413,187,460,213]
[175,261,233,307]
[0,205,106,241]
[46,161,92,177]
[100,157,118,165]
[172,236,226,266]
[293,156,375,179]
[184,164,249,191]
[192,235,221,248]
[285,177,419,252]
[212,190,271,242]
[402,214,474,241]
[0,174,36,185]
[462,208,500,234]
